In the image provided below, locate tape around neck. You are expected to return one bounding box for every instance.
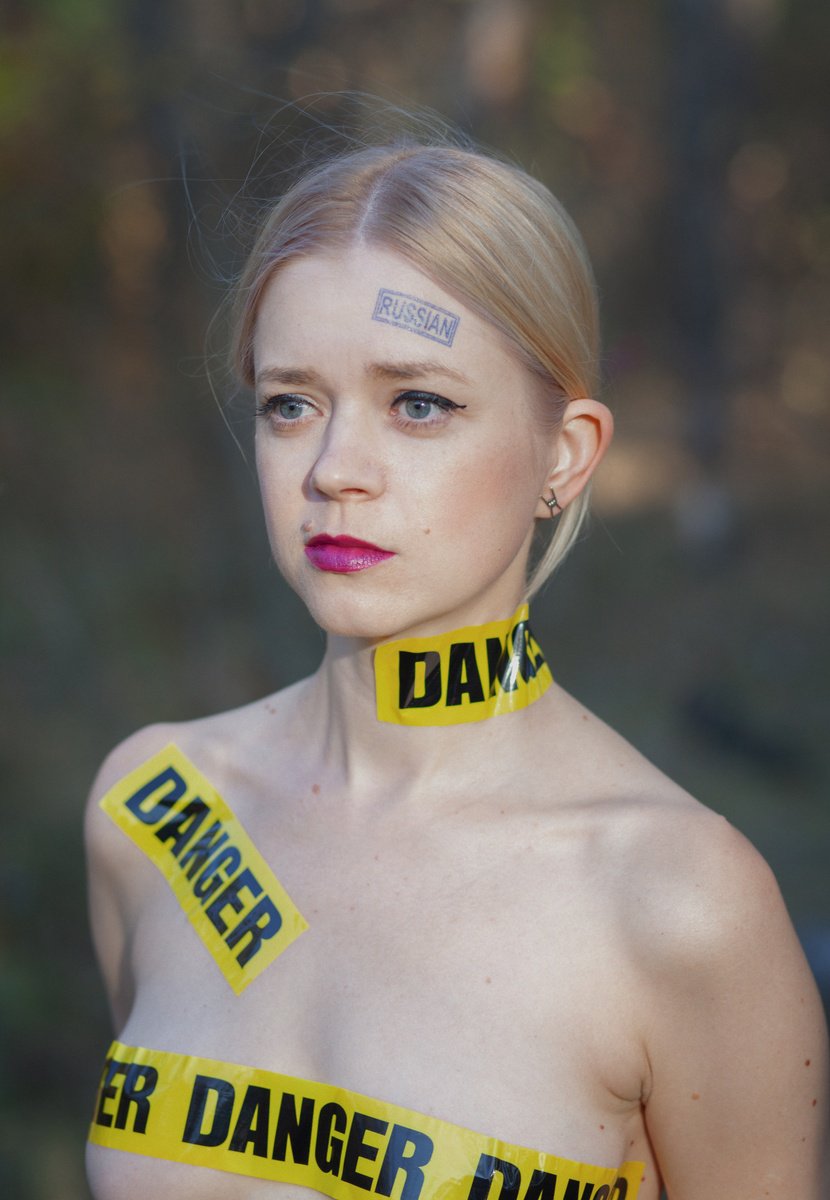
[374,605,552,727]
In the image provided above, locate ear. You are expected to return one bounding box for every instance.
[535,398,614,518]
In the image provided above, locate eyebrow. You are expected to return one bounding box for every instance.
[366,360,470,384]
[255,366,320,388]
[255,360,471,388]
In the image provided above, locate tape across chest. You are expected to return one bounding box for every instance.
[89,1042,643,1200]
[99,745,307,993]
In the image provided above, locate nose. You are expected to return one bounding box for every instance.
[307,406,385,501]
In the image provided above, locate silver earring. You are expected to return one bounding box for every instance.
[543,487,561,515]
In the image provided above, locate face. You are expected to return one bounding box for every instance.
[253,245,556,642]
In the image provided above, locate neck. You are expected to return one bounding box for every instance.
[293,605,551,800]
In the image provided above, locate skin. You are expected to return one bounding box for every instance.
[85,246,829,1199]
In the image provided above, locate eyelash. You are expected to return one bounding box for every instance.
[255,390,467,431]
[391,390,466,429]
[255,394,310,422]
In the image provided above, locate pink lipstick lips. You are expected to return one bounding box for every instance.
[304,534,395,574]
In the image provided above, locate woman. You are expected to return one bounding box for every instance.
[85,143,828,1199]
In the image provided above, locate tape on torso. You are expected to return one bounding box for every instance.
[99,745,307,993]
[89,1042,643,1200]
[374,605,552,727]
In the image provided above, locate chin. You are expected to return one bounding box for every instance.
[299,581,522,646]
[295,585,406,642]
[282,548,531,642]
[298,581,444,643]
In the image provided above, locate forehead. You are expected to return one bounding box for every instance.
[252,246,516,377]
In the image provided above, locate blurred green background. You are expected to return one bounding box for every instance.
[1,1,828,1196]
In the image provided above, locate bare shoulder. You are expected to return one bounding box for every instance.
[624,807,828,1195]
[84,722,189,1028]
[87,719,204,843]
[84,720,202,951]
[540,691,793,965]
[85,721,184,865]
[616,793,773,943]
[557,716,830,1197]
[83,687,305,1029]
[87,721,183,810]
[84,679,306,840]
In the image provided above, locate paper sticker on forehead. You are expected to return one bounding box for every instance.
[372,288,460,348]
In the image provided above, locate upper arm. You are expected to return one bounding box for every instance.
[84,724,175,1032]
[635,816,829,1198]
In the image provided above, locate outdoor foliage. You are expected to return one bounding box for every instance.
[1,2,828,1196]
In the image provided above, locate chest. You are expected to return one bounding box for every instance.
[121,804,639,1124]
[95,802,657,1200]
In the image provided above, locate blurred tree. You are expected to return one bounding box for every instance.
[1,2,828,1195]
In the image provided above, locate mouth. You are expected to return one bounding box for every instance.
[304,534,396,574]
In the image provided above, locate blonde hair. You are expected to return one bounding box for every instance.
[231,143,600,595]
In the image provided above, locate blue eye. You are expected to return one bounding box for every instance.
[404,395,437,420]
[393,390,466,426]
[276,397,307,420]
[256,394,311,421]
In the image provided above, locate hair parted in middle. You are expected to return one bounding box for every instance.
[231,141,601,595]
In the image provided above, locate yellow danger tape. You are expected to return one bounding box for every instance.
[375,605,552,726]
[98,745,307,993]
[89,1042,642,1200]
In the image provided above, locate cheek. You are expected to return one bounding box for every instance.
[255,446,277,525]
[256,432,306,505]
[255,446,300,555]
[409,437,540,556]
